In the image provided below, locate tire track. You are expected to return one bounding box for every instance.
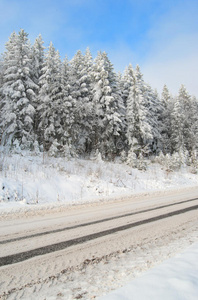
[0,204,198,267]
[1,197,197,245]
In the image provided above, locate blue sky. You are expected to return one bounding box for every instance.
[0,0,198,96]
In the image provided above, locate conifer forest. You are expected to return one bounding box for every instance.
[1,29,198,167]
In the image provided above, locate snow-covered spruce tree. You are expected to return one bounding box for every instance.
[32,34,45,88]
[38,42,63,152]
[69,49,94,155]
[121,64,135,108]
[0,30,37,149]
[171,85,195,155]
[0,54,3,89]
[59,55,76,156]
[143,84,163,154]
[31,34,45,138]
[0,32,17,147]
[83,47,96,154]
[0,54,3,139]
[190,96,198,153]
[126,65,152,159]
[160,85,173,154]
[119,63,136,153]
[178,85,195,154]
[69,50,84,153]
[115,70,127,152]
[92,51,124,159]
[170,92,185,154]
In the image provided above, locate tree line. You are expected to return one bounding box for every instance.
[0,29,198,164]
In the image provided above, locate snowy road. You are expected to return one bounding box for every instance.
[0,187,198,299]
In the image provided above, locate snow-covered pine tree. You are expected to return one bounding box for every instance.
[83,47,95,154]
[119,64,136,151]
[126,65,152,157]
[115,70,127,153]
[59,55,75,155]
[160,85,173,154]
[171,92,185,153]
[31,34,45,139]
[0,54,3,141]
[171,85,197,155]
[38,42,62,151]
[0,55,3,98]
[69,49,94,155]
[144,84,162,154]
[0,30,37,149]
[92,51,124,159]
[32,34,45,87]
[178,85,195,154]
[69,50,85,153]
[190,96,198,153]
[121,64,135,108]
[0,54,3,89]
[0,32,17,147]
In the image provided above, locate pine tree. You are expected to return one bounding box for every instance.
[0,54,4,140]
[121,64,135,108]
[92,51,124,159]
[69,49,94,155]
[178,85,194,154]
[171,93,185,153]
[118,64,136,150]
[115,70,127,153]
[171,85,197,155]
[144,84,162,154]
[160,85,173,153]
[38,42,62,151]
[32,34,45,87]
[0,54,3,88]
[191,96,198,152]
[0,30,37,148]
[59,55,75,155]
[126,65,152,156]
[31,34,45,138]
[83,48,95,154]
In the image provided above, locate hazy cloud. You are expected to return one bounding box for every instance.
[141,2,198,96]
[0,0,197,97]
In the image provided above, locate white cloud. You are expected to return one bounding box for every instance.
[141,2,198,97]
[91,42,138,72]
[142,32,198,97]
[143,54,198,97]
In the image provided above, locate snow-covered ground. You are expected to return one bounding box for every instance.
[1,212,197,300]
[0,150,198,299]
[0,150,198,217]
[100,242,198,300]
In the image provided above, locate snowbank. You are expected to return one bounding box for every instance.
[100,242,198,300]
[0,151,198,217]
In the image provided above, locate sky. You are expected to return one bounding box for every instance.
[0,0,198,97]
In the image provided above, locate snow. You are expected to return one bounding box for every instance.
[100,242,198,300]
[1,150,198,217]
[0,149,198,299]
[2,211,197,300]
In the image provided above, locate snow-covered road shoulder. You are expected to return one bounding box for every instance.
[100,242,198,300]
[1,151,198,219]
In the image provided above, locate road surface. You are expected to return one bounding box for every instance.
[0,187,198,299]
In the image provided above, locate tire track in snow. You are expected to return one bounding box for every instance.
[1,197,197,245]
[0,204,198,267]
